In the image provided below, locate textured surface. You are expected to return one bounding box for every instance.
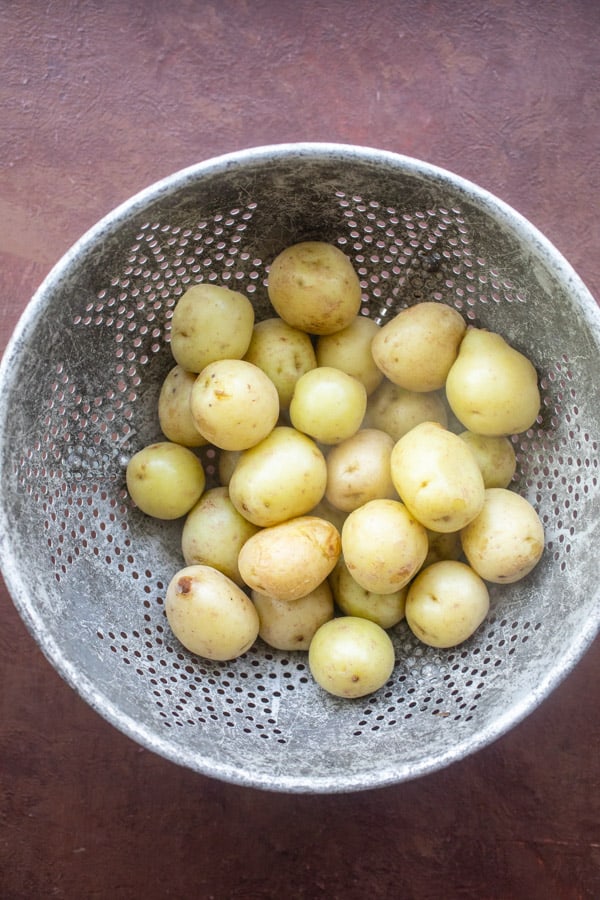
[1,1,599,897]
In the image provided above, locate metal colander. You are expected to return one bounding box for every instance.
[1,143,598,793]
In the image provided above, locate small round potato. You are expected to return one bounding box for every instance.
[181,486,260,586]
[461,488,545,583]
[366,381,448,441]
[458,431,517,488]
[329,558,407,629]
[405,560,490,648]
[267,241,362,335]
[243,317,317,408]
[190,359,279,451]
[390,421,485,532]
[158,364,208,447]
[325,428,396,512]
[341,498,428,594]
[166,565,259,660]
[372,301,466,391]
[228,426,327,527]
[423,529,463,568]
[126,441,205,520]
[308,617,395,699]
[316,316,384,395]
[289,366,367,445]
[170,283,255,373]
[238,515,341,602]
[252,582,334,651]
[217,449,242,486]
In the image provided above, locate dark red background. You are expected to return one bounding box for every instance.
[1,2,599,897]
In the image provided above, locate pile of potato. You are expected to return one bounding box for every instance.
[126,241,545,699]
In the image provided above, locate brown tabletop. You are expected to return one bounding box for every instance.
[1,2,599,898]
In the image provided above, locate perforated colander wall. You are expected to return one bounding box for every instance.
[2,147,599,791]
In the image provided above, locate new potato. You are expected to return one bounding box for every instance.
[308,616,395,699]
[325,428,396,512]
[244,317,317,408]
[458,431,517,489]
[252,582,334,651]
[329,558,407,628]
[316,316,384,395]
[289,366,367,445]
[366,381,448,441]
[158,364,208,447]
[126,441,205,520]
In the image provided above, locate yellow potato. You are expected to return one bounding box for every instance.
[190,359,279,451]
[181,486,260,586]
[244,316,317,408]
[372,301,466,391]
[316,316,384,395]
[406,560,489,648]
[308,617,395,699]
[237,515,341,602]
[170,283,254,373]
[252,582,334,651]
[165,565,259,660]
[445,328,541,435]
[458,431,517,488]
[157,364,208,448]
[267,241,362,335]
[341,498,428,594]
[390,421,485,532]
[217,449,242,486]
[228,426,327,527]
[126,441,205,520]
[289,366,367,445]
[329,558,407,629]
[460,488,545,583]
[365,380,448,441]
[325,428,396,512]
[423,529,463,568]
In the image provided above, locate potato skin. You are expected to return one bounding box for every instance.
[252,582,334,651]
[267,241,362,335]
[405,560,489,648]
[237,516,341,602]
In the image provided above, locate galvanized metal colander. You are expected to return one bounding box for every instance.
[0,144,598,793]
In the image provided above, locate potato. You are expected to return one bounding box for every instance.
[329,558,407,629]
[325,428,396,512]
[252,582,334,651]
[458,431,517,488]
[267,241,362,335]
[341,498,428,594]
[460,488,545,583]
[445,327,541,435]
[316,316,384,395]
[157,364,208,447]
[165,564,259,660]
[237,515,341,602]
[371,301,466,391]
[308,497,349,533]
[228,426,327,527]
[365,380,448,441]
[405,560,490,648]
[217,448,242,486]
[308,617,395,699]
[289,366,367,445]
[126,441,205,520]
[190,359,279,451]
[170,283,254,373]
[423,529,463,568]
[243,317,317,408]
[390,421,485,532]
[181,486,260,585]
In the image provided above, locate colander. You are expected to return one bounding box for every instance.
[0,143,598,794]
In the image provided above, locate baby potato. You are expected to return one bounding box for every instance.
[289,366,367,445]
[126,441,205,520]
[170,283,254,373]
[243,317,317,408]
[267,241,362,335]
[458,431,517,488]
[190,359,279,451]
[252,581,334,651]
[423,529,463,568]
[181,486,260,586]
[165,564,259,660]
[461,488,545,583]
[405,560,490,648]
[316,316,384,395]
[372,301,466,391]
[325,428,396,512]
[366,380,448,441]
[329,558,407,629]
[308,497,349,533]
[238,515,341,602]
[228,426,327,527]
[158,364,208,447]
[341,498,428,594]
[217,449,242,486]
[391,421,485,532]
[308,617,395,699]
